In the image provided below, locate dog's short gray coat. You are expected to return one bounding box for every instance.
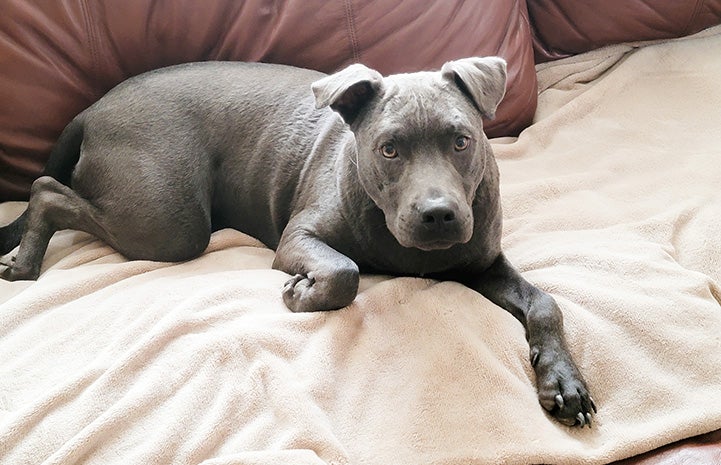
[0,58,595,426]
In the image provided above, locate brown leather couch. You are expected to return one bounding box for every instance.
[529,0,721,61]
[1,2,720,463]
[4,0,719,203]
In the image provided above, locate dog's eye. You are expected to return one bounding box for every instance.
[454,136,470,152]
[379,143,398,159]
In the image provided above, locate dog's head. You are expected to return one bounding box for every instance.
[312,57,506,251]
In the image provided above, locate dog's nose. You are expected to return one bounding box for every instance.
[420,200,457,228]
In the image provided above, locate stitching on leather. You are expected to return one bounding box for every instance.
[553,2,592,48]
[684,0,705,36]
[496,0,519,55]
[343,0,361,63]
[80,0,101,98]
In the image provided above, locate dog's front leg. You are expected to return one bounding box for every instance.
[272,223,359,313]
[463,253,596,427]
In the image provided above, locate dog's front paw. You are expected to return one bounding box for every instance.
[531,345,597,427]
[281,266,359,312]
[282,273,320,312]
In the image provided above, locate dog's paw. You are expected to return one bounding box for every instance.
[282,273,319,312]
[0,255,14,268]
[0,256,39,281]
[1,256,25,281]
[531,345,597,428]
[281,267,358,312]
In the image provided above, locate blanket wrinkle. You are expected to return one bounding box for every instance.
[2,25,721,465]
[196,449,336,465]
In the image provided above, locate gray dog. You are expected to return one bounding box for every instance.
[0,57,595,426]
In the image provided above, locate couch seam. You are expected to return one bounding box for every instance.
[80,0,101,99]
[684,0,705,36]
[343,0,361,63]
[497,0,520,55]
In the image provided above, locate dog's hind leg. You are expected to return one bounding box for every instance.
[2,176,116,281]
[1,119,84,260]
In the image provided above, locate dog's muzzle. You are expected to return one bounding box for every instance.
[397,197,473,251]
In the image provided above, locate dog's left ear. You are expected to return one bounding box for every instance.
[312,63,384,125]
[441,56,507,119]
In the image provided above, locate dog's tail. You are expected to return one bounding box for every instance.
[0,210,26,255]
[0,117,84,255]
[41,117,85,187]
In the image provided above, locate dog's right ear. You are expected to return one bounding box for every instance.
[311,64,384,125]
[441,56,507,119]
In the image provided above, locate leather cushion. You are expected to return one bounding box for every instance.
[529,0,721,62]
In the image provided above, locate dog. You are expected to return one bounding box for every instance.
[0,57,595,426]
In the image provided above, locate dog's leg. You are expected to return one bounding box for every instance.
[4,173,213,281]
[273,221,359,312]
[2,176,116,281]
[463,253,596,427]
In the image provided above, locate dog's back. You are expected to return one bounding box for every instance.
[0,62,342,269]
[79,62,339,249]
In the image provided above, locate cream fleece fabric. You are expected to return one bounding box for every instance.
[1,26,721,465]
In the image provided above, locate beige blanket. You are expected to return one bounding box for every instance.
[2,26,721,465]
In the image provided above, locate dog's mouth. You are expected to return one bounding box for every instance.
[393,230,471,251]
[411,239,459,251]
[384,197,474,252]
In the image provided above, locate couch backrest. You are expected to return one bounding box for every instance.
[529,0,721,61]
[0,0,537,201]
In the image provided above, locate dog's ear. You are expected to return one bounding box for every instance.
[311,63,384,125]
[441,56,507,119]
